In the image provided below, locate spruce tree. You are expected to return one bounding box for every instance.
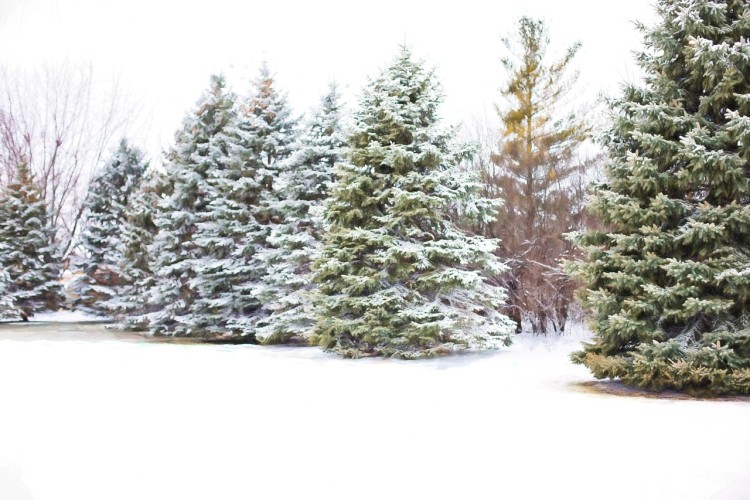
[313,47,515,359]
[0,271,19,320]
[0,162,62,317]
[106,169,163,325]
[569,0,750,395]
[70,140,148,316]
[146,74,237,336]
[252,83,345,344]
[189,63,297,340]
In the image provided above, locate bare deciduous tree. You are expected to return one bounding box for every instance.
[468,17,601,335]
[0,61,140,253]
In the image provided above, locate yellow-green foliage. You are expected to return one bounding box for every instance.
[576,330,750,396]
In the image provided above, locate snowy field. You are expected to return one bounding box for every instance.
[0,319,748,500]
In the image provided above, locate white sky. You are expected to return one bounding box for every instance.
[0,0,657,161]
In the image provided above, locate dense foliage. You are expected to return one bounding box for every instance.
[312,48,515,358]
[570,0,750,395]
[0,162,62,318]
[70,140,148,315]
[144,75,238,336]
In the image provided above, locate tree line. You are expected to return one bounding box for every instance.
[2,1,750,396]
[2,18,589,342]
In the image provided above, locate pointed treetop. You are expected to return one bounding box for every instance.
[12,160,33,185]
[253,62,279,104]
[321,81,342,111]
[258,61,272,81]
[353,45,443,143]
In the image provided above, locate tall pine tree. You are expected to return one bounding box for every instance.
[0,270,19,320]
[569,0,750,395]
[146,75,237,336]
[313,48,515,358]
[0,162,62,318]
[252,83,345,344]
[70,140,148,316]
[189,63,297,340]
[107,168,163,325]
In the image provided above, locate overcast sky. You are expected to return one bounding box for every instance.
[1,0,657,159]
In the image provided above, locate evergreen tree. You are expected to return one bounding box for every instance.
[146,74,237,336]
[0,162,62,317]
[106,169,163,325]
[313,47,515,358]
[70,140,148,315]
[0,270,19,320]
[485,17,593,334]
[189,63,297,340]
[569,0,750,395]
[252,83,346,344]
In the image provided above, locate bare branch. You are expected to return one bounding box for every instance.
[0,61,143,252]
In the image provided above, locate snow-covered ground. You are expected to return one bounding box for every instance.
[29,310,109,323]
[0,322,748,500]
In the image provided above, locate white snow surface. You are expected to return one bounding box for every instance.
[30,310,108,323]
[0,322,748,500]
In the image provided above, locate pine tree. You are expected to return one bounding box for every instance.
[189,63,298,340]
[0,204,12,321]
[313,47,515,359]
[0,270,19,320]
[70,140,148,316]
[486,17,593,335]
[0,162,62,317]
[146,74,237,336]
[252,83,346,344]
[106,169,163,325]
[569,0,750,396]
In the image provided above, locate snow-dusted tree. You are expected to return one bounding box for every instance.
[569,0,750,395]
[312,47,516,359]
[251,83,346,344]
[70,140,148,316]
[0,270,19,320]
[0,207,13,321]
[145,75,237,336]
[188,63,298,340]
[0,161,62,317]
[106,169,163,325]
